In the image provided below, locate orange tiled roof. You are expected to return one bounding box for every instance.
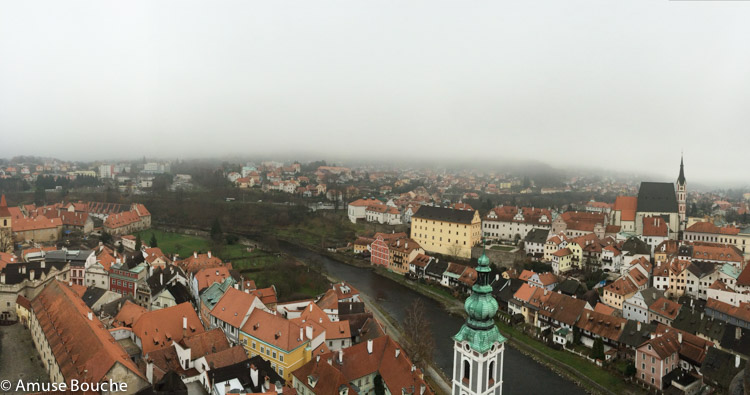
[605,276,638,296]
[114,300,148,327]
[132,302,204,354]
[649,297,682,320]
[30,281,145,384]
[686,222,740,235]
[613,196,637,221]
[241,309,307,352]
[210,287,261,328]
[12,215,62,232]
[196,266,232,291]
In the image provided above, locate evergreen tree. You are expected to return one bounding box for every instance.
[591,337,605,360]
[210,218,224,243]
[135,234,142,251]
[149,233,158,247]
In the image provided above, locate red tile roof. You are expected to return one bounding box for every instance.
[12,215,62,232]
[649,297,682,320]
[30,281,146,384]
[195,266,232,291]
[613,196,637,221]
[642,216,668,237]
[210,287,261,328]
[241,309,307,352]
[132,302,204,354]
[114,300,148,327]
[686,222,740,235]
[249,287,278,306]
[605,276,638,296]
[292,335,432,395]
[103,210,141,229]
[575,309,626,342]
[706,298,750,324]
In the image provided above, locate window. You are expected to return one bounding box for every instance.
[278,367,283,376]
[462,360,470,384]
[261,346,265,353]
[272,351,277,359]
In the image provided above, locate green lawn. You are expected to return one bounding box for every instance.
[135,229,211,258]
[495,319,631,394]
[135,229,279,270]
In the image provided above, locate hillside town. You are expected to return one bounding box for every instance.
[0,154,750,394]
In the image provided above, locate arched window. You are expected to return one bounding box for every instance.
[463,360,471,384]
[488,361,495,385]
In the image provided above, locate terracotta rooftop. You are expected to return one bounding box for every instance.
[210,287,262,329]
[30,281,145,384]
[132,302,204,354]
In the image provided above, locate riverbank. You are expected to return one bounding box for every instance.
[152,226,597,394]
[277,236,644,395]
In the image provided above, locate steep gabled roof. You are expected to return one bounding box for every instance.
[30,281,145,385]
[637,182,678,213]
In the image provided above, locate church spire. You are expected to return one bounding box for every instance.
[677,153,686,185]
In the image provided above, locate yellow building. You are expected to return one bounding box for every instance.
[410,206,481,259]
[552,248,573,274]
[240,308,315,381]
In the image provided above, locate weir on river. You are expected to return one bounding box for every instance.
[280,241,585,395]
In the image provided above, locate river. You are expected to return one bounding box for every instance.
[281,242,585,395]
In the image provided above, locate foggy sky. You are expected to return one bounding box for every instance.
[1,1,749,185]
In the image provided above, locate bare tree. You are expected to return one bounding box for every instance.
[402,299,435,369]
[447,243,463,258]
[0,230,12,253]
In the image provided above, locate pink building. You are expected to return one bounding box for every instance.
[636,332,680,390]
[369,232,406,268]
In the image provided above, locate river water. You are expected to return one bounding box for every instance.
[281,242,585,395]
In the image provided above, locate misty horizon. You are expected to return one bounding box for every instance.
[2,1,749,186]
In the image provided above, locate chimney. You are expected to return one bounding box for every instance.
[420,384,426,395]
[208,251,212,259]
[264,376,270,391]
[367,339,373,354]
[737,326,742,340]
[87,312,93,320]
[395,348,400,358]
[411,364,416,372]
[678,332,683,344]
[193,251,197,259]
[160,273,163,285]
[650,333,656,339]
[637,322,641,331]
[338,349,343,364]
[300,327,303,341]
[250,364,259,385]
[316,355,320,363]
[736,355,742,368]
[306,325,313,339]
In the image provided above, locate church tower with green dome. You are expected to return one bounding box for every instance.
[452,246,506,395]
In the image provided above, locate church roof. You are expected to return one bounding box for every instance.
[637,182,678,213]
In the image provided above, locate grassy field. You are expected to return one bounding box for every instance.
[495,319,632,394]
[135,229,211,257]
[135,228,323,301]
[134,229,280,270]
